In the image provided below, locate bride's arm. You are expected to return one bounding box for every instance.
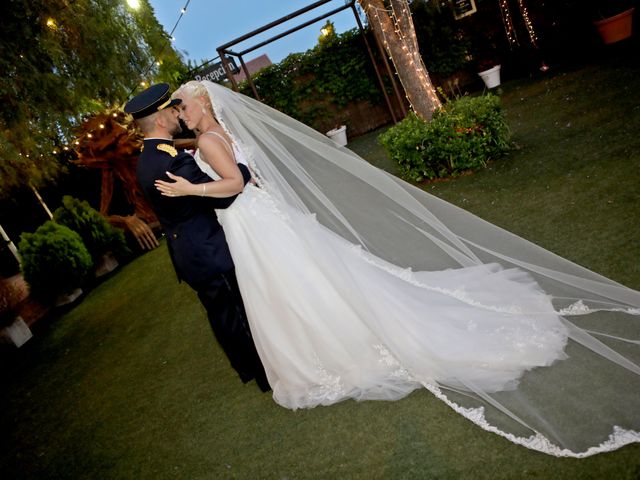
[155,135,244,198]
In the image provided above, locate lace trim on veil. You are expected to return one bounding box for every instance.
[422,382,640,458]
[208,97,267,190]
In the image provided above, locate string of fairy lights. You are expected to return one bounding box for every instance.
[33,0,192,158]
[498,0,519,46]
[516,0,539,49]
[366,1,442,115]
[129,0,191,90]
[35,0,545,159]
[499,0,539,49]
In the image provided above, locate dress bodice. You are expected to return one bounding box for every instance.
[194,131,248,181]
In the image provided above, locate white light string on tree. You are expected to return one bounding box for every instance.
[366,0,441,116]
[517,0,538,49]
[498,0,519,47]
[498,0,548,72]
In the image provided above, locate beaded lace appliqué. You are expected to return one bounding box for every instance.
[305,353,345,404]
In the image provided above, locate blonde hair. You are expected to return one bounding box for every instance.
[172,80,209,100]
[172,81,216,119]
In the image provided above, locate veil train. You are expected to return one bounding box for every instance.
[200,80,640,457]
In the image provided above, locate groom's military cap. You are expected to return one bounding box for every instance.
[124,83,182,120]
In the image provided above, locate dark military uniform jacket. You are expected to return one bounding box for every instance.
[136,138,250,290]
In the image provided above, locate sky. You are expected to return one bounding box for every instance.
[147,0,363,68]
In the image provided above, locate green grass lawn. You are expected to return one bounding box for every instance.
[1,52,639,479]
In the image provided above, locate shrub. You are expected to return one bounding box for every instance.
[379,94,511,181]
[238,28,380,130]
[53,195,129,265]
[19,221,93,300]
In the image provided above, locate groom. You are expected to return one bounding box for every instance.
[124,83,269,392]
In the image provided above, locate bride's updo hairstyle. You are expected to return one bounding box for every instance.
[172,80,215,118]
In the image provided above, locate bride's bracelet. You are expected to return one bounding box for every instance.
[201,184,206,196]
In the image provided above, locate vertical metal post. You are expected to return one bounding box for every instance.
[351,3,397,123]
[238,55,261,100]
[367,11,408,118]
[218,50,239,91]
[0,223,21,266]
[30,184,53,220]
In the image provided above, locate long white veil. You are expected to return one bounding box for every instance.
[201,80,640,457]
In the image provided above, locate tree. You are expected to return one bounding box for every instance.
[357,0,441,120]
[0,0,187,200]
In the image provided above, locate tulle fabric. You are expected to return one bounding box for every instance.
[217,183,569,404]
[194,80,640,457]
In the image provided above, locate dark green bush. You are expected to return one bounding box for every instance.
[238,28,380,130]
[53,195,129,264]
[379,94,511,181]
[19,221,93,299]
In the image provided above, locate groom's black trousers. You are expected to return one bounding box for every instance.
[196,269,270,392]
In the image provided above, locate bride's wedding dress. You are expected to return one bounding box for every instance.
[193,81,640,457]
[197,141,567,405]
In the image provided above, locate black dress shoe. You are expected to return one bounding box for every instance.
[255,375,271,393]
[238,372,254,384]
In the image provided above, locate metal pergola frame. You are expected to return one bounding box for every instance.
[216,0,406,122]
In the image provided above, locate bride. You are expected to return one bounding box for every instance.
[154,80,640,457]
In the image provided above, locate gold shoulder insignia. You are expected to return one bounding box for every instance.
[157,143,177,157]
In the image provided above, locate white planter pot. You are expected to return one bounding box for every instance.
[55,287,83,307]
[3,316,33,347]
[95,252,119,277]
[478,65,502,89]
[326,125,348,146]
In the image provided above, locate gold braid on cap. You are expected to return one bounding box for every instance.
[157,99,171,111]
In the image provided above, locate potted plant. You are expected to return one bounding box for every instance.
[476,58,502,89]
[19,221,93,306]
[593,1,635,44]
[326,124,348,146]
[53,196,129,277]
[0,276,32,347]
